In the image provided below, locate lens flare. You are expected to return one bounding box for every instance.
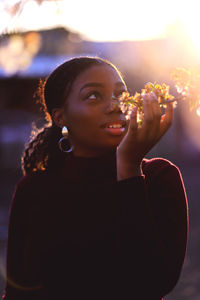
[196,104,200,117]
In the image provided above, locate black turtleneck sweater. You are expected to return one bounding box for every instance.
[2,153,188,300]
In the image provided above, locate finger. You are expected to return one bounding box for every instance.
[128,106,138,132]
[142,93,154,126]
[151,93,162,120]
[150,94,162,140]
[159,102,174,137]
[141,92,159,140]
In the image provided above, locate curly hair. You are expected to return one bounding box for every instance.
[21,56,119,175]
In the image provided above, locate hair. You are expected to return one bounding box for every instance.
[21,56,121,175]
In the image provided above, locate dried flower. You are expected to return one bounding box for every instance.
[117,68,200,121]
[118,82,175,121]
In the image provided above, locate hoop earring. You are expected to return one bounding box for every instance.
[58,126,73,153]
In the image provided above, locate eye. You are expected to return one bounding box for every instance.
[115,90,129,99]
[86,91,101,100]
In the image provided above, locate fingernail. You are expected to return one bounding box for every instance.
[142,93,149,101]
[149,91,156,99]
[131,106,137,116]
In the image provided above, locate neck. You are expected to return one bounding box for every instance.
[71,147,116,159]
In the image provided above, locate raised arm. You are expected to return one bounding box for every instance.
[117,91,173,180]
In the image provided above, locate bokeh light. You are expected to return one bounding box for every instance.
[196,104,200,117]
[180,100,200,151]
[0,32,41,74]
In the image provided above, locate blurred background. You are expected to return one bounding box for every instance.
[0,0,200,299]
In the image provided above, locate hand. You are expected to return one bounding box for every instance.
[116,92,174,180]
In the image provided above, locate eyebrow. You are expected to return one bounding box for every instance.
[79,81,127,93]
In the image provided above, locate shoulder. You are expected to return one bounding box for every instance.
[142,157,179,172]
[141,158,187,205]
[16,170,48,190]
[14,169,59,200]
[142,157,182,182]
[10,169,62,212]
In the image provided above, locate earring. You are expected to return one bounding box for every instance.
[58,126,73,153]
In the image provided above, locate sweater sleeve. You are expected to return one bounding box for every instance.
[2,179,44,300]
[115,158,188,298]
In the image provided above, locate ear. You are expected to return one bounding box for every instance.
[51,107,66,128]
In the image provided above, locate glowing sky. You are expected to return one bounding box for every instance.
[1,0,200,48]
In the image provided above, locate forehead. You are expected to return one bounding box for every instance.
[71,64,125,90]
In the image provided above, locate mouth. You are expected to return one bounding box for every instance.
[102,121,127,136]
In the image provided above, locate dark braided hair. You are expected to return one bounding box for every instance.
[21,56,119,175]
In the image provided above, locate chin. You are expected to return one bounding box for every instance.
[101,140,121,151]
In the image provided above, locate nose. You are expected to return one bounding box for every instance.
[105,96,122,114]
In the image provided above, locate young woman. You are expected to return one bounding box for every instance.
[2,57,188,300]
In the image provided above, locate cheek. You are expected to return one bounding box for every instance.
[66,105,101,134]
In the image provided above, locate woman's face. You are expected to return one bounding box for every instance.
[60,64,128,157]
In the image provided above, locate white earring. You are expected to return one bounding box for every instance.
[58,126,73,153]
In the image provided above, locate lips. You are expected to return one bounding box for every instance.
[101,120,127,136]
[101,120,127,129]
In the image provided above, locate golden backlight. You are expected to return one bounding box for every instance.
[1,0,200,47]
